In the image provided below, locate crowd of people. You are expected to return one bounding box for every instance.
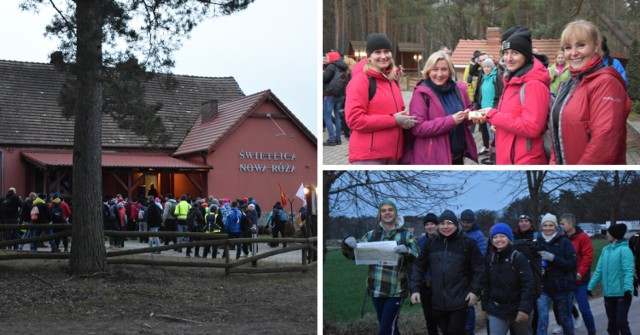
[324,18,632,165]
[0,186,311,259]
[342,203,638,335]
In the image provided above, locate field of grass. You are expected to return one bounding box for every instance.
[324,238,611,325]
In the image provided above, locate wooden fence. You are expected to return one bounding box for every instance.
[0,224,317,275]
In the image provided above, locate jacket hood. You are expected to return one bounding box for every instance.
[609,239,629,250]
[328,59,349,72]
[378,215,405,231]
[167,198,177,204]
[506,57,551,87]
[582,65,627,88]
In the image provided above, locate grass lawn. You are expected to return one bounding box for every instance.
[324,238,610,325]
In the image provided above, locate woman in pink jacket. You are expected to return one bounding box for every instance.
[549,20,631,165]
[345,33,417,165]
[478,26,551,165]
[401,51,477,165]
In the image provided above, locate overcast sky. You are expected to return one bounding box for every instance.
[0,0,318,132]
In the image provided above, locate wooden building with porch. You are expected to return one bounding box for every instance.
[0,58,316,204]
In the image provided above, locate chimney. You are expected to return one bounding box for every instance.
[487,27,502,46]
[201,100,219,123]
[50,51,65,71]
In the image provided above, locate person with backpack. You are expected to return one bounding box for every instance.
[558,214,595,335]
[173,194,191,253]
[162,193,178,247]
[32,193,56,252]
[535,213,577,335]
[482,223,535,335]
[410,209,484,334]
[342,200,419,335]
[344,33,417,165]
[601,36,628,88]
[146,196,163,253]
[460,209,487,334]
[414,213,439,335]
[185,201,204,257]
[549,20,630,165]
[267,202,288,248]
[400,50,477,165]
[548,50,571,96]
[49,193,71,252]
[137,201,148,244]
[3,187,22,249]
[323,51,349,146]
[203,203,223,259]
[225,201,243,259]
[474,25,550,165]
[473,58,503,157]
[588,223,634,335]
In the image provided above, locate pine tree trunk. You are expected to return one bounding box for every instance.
[69,0,108,274]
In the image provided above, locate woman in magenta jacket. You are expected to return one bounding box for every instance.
[479,26,550,165]
[345,33,417,165]
[402,51,477,164]
[549,20,631,165]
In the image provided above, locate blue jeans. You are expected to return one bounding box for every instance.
[488,313,532,335]
[465,306,476,334]
[323,96,343,142]
[148,227,161,249]
[604,296,631,335]
[537,291,573,335]
[372,296,403,335]
[574,283,596,333]
[177,223,188,250]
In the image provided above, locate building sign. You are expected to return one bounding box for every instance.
[238,151,297,174]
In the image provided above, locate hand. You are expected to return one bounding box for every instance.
[343,236,357,249]
[452,110,468,125]
[539,251,555,262]
[515,311,528,323]
[410,292,421,304]
[394,245,408,254]
[394,111,418,129]
[490,125,496,133]
[586,290,593,297]
[624,291,632,304]
[576,273,582,281]
[465,292,478,306]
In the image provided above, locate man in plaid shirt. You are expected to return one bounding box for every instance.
[342,200,419,335]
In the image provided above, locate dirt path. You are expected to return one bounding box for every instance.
[0,259,316,334]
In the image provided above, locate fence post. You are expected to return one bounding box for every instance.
[224,240,230,275]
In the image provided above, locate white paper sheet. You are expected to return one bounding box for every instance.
[354,241,399,266]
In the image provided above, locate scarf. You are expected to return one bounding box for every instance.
[424,79,465,157]
[569,54,602,78]
[542,231,557,243]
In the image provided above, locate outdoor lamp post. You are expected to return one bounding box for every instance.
[413,53,423,77]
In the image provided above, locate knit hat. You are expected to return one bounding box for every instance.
[439,209,459,228]
[541,213,558,228]
[502,25,533,62]
[377,200,398,221]
[473,50,482,59]
[327,51,341,63]
[490,223,514,241]
[518,214,532,222]
[608,223,627,240]
[482,58,495,67]
[366,33,393,57]
[423,212,438,225]
[52,193,60,200]
[460,209,475,222]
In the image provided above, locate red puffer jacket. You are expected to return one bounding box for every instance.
[345,69,406,163]
[549,64,630,165]
[485,58,550,165]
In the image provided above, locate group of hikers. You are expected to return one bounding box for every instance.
[342,200,639,335]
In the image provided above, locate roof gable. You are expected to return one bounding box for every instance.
[173,90,316,156]
[0,59,245,148]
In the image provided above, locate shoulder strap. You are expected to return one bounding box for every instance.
[368,76,376,101]
[400,229,408,246]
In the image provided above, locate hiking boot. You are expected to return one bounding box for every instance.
[335,140,342,145]
[323,140,336,146]
[552,325,562,334]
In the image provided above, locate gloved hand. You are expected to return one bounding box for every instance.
[465,292,478,306]
[586,290,593,297]
[539,251,555,262]
[515,311,528,323]
[410,292,421,304]
[394,245,408,254]
[343,236,357,249]
[624,290,632,304]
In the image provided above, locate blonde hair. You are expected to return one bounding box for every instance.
[421,51,456,80]
[364,56,399,81]
[560,20,602,56]
[344,57,357,75]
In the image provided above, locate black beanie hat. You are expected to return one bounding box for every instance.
[439,209,460,228]
[366,33,393,57]
[423,212,438,225]
[608,223,627,240]
[460,209,475,222]
[502,25,533,62]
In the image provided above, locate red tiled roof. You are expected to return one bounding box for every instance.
[22,151,211,170]
[173,90,315,156]
[451,28,561,67]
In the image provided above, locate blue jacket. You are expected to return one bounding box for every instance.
[465,223,487,256]
[536,233,577,294]
[603,57,628,87]
[225,207,242,233]
[588,239,635,297]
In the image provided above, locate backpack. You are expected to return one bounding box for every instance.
[629,233,640,296]
[51,203,65,223]
[205,213,221,233]
[186,207,203,229]
[30,205,39,222]
[277,208,288,222]
[511,239,544,299]
[324,64,348,96]
[520,82,555,162]
[137,206,147,221]
[108,204,117,221]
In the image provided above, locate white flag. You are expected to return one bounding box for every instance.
[295,183,306,201]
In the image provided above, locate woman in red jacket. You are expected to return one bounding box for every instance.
[550,20,631,165]
[345,33,417,164]
[477,26,550,165]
